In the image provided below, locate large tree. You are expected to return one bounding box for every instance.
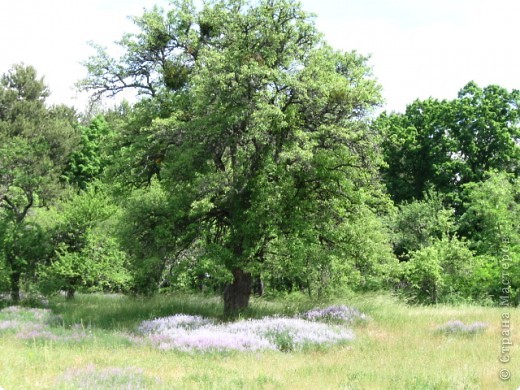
[377,82,520,204]
[0,64,79,302]
[83,0,394,315]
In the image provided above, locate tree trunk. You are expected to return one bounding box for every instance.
[66,287,75,300]
[252,276,264,297]
[223,268,252,317]
[10,271,21,304]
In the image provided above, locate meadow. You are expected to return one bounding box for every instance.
[0,293,518,389]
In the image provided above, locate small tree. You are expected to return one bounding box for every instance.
[1,219,50,301]
[40,233,131,298]
[39,186,130,298]
[0,64,79,302]
[402,237,476,304]
[460,171,520,302]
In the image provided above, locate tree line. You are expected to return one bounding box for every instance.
[1,0,518,315]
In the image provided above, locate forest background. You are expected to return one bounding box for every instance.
[0,0,518,317]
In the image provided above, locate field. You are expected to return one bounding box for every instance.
[0,293,518,389]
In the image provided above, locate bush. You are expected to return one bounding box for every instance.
[401,237,476,304]
[39,233,132,297]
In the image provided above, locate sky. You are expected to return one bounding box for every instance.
[1,0,519,113]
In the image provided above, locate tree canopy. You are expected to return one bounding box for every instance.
[376,82,520,204]
[1,0,518,310]
[0,64,79,301]
[82,0,393,314]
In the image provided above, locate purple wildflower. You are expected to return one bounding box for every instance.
[436,320,488,335]
[0,306,91,343]
[1,306,21,314]
[0,306,60,326]
[137,314,355,352]
[226,317,354,350]
[16,327,60,341]
[154,327,276,352]
[138,314,213,335]
[59,364,154,389]
[300,305,367,325]
[0,320,22,331]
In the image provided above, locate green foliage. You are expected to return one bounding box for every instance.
[0,213,10,292]
[390,189,515,304]
[0,64,79,300]
[459,171,520,302]
[460,171,519,254]
[391,192,456,260]
[377,82,520,204]
[453,83,520,182]
[0,64,79,221]
[63,115,115,190]
[40,233,131,296]
[264,203,397,297]
[0,262,8,293]
[401,237,476,304]
[377,86,520,306]
[38,186,131,297]
[82,0,392,308]
[46,186,116,250]
[0,218,51,292]
[117,181,174,294]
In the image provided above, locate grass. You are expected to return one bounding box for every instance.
[0,292,519,389]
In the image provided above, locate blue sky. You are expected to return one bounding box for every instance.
[1,0,519,112]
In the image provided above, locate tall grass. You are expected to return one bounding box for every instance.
[48,293,224,330]
[0,292,518,389]
[48,292,322,330]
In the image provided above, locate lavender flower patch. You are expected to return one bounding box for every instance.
[300,305,367,325]
[137,314,354,352]
[0,319,22,331]
[58,364,156,389]
[0,306,90,343]
[151,327,276,352]
[0,306,59,335]
[226,317,354,351]
[29,324,92,343]
[138,314,273,352]
[15,323,59,341]
[0,306,61,327]
[138,314,214,334]
[435,320,488,336]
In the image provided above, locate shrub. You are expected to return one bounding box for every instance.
[401,237,476,304]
